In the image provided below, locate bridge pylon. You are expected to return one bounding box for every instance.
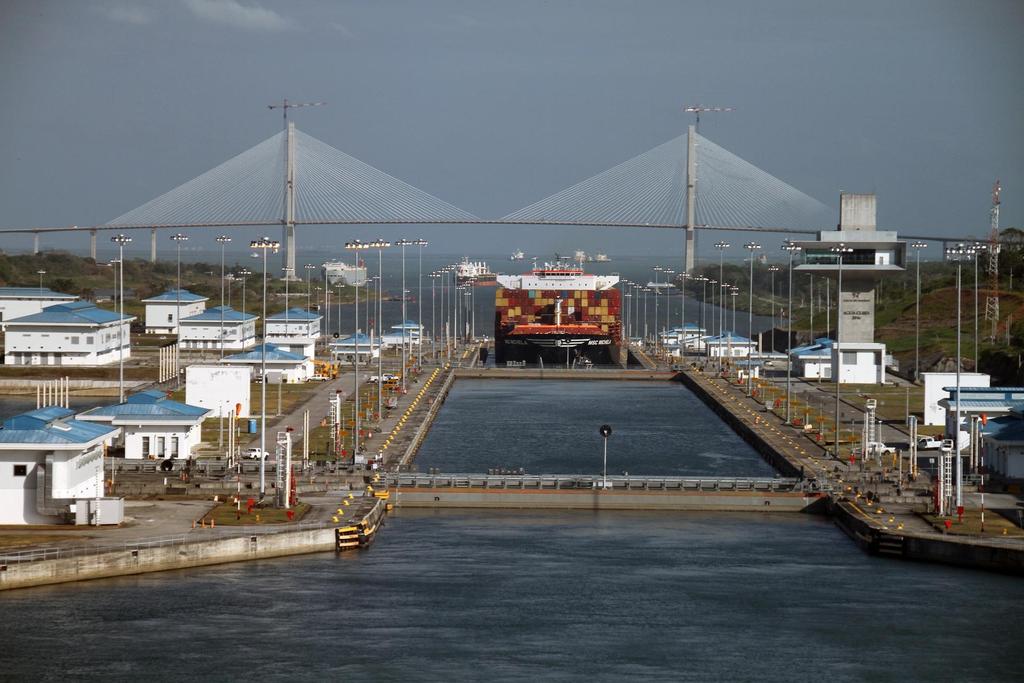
[684,124,697,273]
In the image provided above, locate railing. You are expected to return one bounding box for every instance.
[0,520,337,567]
[391,473,805,493]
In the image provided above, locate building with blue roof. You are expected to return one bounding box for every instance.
[0,286,78,323]
[330,332,381,364]
[180,305,257,351]
[77,389,211,460]
[142,289,209,334]
[980,415,1024,480]
[221,343,313,382]
[3,301,135,367]
[703,332,757,359]
[660,323,708,355]
[265,307,322,358]
[382,320,422,348]
[789,338,834,379]
[0,406,119,524]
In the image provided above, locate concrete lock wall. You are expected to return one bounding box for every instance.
[0,527,336,591]
[393,489,821,511]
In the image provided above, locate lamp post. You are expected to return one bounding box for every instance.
[831,243,853,460]
[910,242,928,381]
[36,269,46,292]
[782,243,802,423]
[768,265,780,332]
[215,235,231,357]
[729,287,739,368]
[395,239,413,392]
[599,424,612,489]
[345,241,372,461]
[304,264,316,312]
[225,273,234,309]
[653,266,663,348]
[430,272,440,361]
[946,243,976,511]
[714,241,730,341]
[678,273,688,357]
[808,273,814,342]
[111,234,131,402]
[663,269,675,346]
[413,239,428,368]
[972,243,986,370]
[170,233,188,387]
[237,268,251,317]
[250,236,279,501]
[744,242,762,395]
[367,239,390,422]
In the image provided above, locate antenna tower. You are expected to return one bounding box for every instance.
[985,180,1001,339]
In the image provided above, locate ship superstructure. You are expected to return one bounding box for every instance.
[455,258,497,286]
[323,260,367,287]
[494,264,622,366]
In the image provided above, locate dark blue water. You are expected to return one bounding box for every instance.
[414,379,777,477]
[1,510,1020,681]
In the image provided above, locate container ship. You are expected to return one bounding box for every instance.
[455,257,497,286]
[494,263,623,367]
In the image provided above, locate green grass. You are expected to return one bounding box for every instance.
[202,501,311,526]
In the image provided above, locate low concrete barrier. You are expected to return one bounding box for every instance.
[0,524,335,591]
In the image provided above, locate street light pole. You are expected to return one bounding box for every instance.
[304,264,316,312]
[782,243,801,424]
[345,241,371,461]
[250,237,279,501]
[170,233,188,387]
[911,242,928,381]
[369,240,390,425]
[414,239,428,369]
[768,265,780,344]
[744,242,761,395]
[946,243,976,511]
[36,269,46,292]
[832,243,852,460]
[216,236,231,358]
[396,239,412,392]
[111,234,131,402]
[715,241,729,343]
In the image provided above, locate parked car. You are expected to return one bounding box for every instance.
[866,441,894,457]
[917,437,943,450]
[308,375,330,382]
[245,448,267,460]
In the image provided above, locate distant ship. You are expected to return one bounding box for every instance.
[323,260,367,286]
[593,253,611,262]
[510,250,525,261]
[494,262,622,367]
[455,257,497,286]
[574,250,589,263]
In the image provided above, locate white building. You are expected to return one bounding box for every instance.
[704,333,756,358]
[0,286,78,323]
[0,406,118,525]
[221,343,314,383]
[330,332,381,364]
[831,342,887,384]
[381,321,422,348]
[3,301,134,366]
[981,416,1024,480]
[77,390,210,460]
[790,338,834,379]
[922,372,991,426]
[186,365,251,418]
[179,305,257,350]
[265,307,322,358]
[142,289,208,334]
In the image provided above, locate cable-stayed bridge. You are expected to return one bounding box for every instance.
[0,123,966,272]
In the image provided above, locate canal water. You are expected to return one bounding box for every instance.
[1,510,1021,681]
[413,379,777,477]
[1,379,1021,680]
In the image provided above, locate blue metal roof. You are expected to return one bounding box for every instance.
[331,333,376,346]
[704,332,753,344]
[223,343,306,362]
[267,307,321,321]
[0,287,76,299]
[0,406,116,445]
[142,289,208,303]
[80,390,209,422]
[5,301,132,326]
[391,320,421,329]
[182,305,256,322]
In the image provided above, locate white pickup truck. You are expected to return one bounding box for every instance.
[917,437,944,450]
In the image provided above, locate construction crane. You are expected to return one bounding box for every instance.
[267,99,326,126]
[683,105,735,133]
[985,179,1001,340]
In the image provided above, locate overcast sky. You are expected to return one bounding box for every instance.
[0,0,1021,261]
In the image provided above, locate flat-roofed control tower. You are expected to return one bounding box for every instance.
[794,194,905,383]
